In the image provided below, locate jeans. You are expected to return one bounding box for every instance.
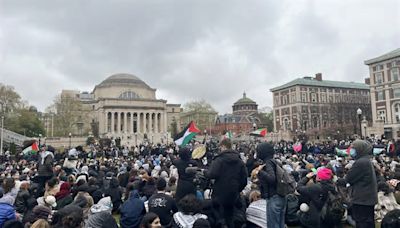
[267,194,286,228]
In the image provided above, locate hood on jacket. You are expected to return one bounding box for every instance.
[256,143,275,161]
[218,150,242,164]
[110,178,119,188]
[90,196,113,214]
[86,211,118,228]
[352,140,372,159]
[129,190,140,200]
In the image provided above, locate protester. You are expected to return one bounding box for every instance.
[173,148,196,202]
[256,142,286,228]
[345,139,377,228]
[0,136,398,228]
[148,178,178,227]
[204,138,248,227]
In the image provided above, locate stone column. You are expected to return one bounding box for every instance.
[136,113,140,133]
[103,111,107,134]
[143,113,147,133]
[111,112,115,134]
[149,113,153,133]
[155,113,159,133]
[124,112,128,133]
[131,112,134,133]
[163,112,168,133]
[117,111,121,134]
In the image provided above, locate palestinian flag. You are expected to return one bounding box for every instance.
[22,142,39,155]
[174,121,201,146]
[250,128,267,137]
[335,147,350,157]
[224,131,233,139]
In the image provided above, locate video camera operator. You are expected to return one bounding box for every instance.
[203,138,248,228]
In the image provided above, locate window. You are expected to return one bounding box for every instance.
[291,94,296,103]
[395,104,400,123]
[311,93,316,102]
[375,72,383,84]
[392,68,399,81]
[394,88,400,98]
[378,110,386,123]
[321,93,326,103]
[301,93,307,102]
[377,91,384,101]
[119,91,140,99]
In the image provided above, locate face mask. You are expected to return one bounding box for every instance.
[350,148,357,158]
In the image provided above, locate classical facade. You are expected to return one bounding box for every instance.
[60,74,181,145]
[365,48,400,139]
[270,73,371,138]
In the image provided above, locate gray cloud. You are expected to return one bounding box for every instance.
[0,0,399,113]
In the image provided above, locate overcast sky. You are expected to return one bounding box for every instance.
[0,0,399,113]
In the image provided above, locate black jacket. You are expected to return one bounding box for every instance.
[345,155,378,206]
[205,150,247,205]
[297,178,335,228]
[257,159,277,199]
[38,154,54,177]
[14,190,31,214]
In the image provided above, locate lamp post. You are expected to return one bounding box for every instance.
[357,108,362,137]
[68,133,72,149]
[0,116,4,156]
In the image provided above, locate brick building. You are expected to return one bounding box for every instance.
[270,74,371,139]
[365,48,400,139]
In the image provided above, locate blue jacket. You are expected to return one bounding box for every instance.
[0,203,16,228]
[120,190,145,228]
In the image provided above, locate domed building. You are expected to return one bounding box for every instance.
[214,92,261,136]
[61,73,181,146]
[232,92,258,115]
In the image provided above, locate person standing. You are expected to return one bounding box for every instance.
[204,138,248,228]
[346,139,377,228]
[173,148,196,203]
[256,142,286,228]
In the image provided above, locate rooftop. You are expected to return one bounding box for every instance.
[233,92,257,105]
[270,77,369,92]
[364,48,400,65]
[96,73,153,90]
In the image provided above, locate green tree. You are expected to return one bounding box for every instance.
[5,108,45,137]
[257,112,274,132]
[182,100,217,131]
[183,100,216,112]
[50,94,82,137]
[0,83,21,115]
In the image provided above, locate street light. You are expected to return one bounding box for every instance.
[68,133,72,149]
[357,108,362,137]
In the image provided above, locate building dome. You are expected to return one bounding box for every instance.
[232,92,258,115]
[96,73,152,89]
[234,92,256,105]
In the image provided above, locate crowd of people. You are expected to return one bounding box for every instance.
[0,136,399,228]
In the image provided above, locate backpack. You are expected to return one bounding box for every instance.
[285,194,300,225]
[271,160,296,196]
[320,189,345,224]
